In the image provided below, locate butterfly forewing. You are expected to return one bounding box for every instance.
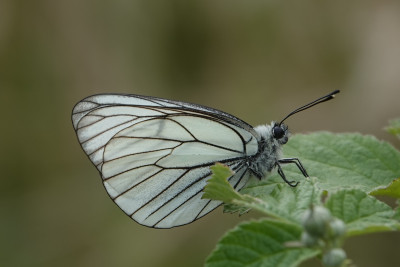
[72,94,259,228]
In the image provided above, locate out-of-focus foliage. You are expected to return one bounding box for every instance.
[386,119,400,139]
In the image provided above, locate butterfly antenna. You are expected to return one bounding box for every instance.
[279,90,340,125]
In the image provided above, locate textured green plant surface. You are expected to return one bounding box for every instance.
[203,133,400,267]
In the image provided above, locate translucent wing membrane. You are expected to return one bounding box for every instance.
[72,94,259,228]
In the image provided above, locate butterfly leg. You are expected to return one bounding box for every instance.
[278,157,309,177]
[275,162,299,187]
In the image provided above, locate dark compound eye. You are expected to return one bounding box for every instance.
[273,126,285,139]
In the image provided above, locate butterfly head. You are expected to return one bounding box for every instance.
[272,122,289,145]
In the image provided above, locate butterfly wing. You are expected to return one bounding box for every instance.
[72,94,259,228]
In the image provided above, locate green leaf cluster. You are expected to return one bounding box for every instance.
[203,133,400,267]
[386,119,400,139]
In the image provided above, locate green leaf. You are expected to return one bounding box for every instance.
[370,178,400,199]
[325,189,400,236]
[203,164,271,216]
[205,133,400,266]
[205,220,319,267]
[202,163,243,203]
[247,133,400,194]
[205,164,323,223]
[385,119,400,138]
[249,178,323,224]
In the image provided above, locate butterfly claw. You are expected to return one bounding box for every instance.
[287,180,299,187]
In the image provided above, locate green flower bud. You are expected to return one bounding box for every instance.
[302,206,332,238]
[301,231,319,247]
[322,248,347,267]
[329,218,346,238]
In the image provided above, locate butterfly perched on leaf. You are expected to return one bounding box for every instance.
[72,91,339,228]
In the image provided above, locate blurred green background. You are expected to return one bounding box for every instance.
[1,0,400,266]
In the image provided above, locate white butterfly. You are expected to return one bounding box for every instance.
[72,90,339,228]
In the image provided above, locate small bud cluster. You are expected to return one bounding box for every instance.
[301,206,347,267]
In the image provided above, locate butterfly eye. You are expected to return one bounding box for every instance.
[273,125,285,139]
